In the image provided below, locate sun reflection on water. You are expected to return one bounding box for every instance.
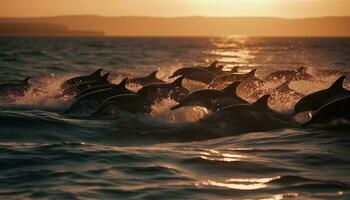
[199,176,281,190]
[199,149,246,162]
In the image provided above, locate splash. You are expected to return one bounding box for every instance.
[0,74,75,110]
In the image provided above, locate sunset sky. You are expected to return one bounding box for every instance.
[1,0,350,18]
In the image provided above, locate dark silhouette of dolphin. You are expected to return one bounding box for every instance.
[171,81,248,111]
[210,69,258,88]
[0,77,31,97]
[91,94,152,118]
[294,76,350,115]
[61,68,103,90]
[61,73,110,97]
[169,67,215,84]
[65,78,134,115]
[90,76,190,118]
[137,76,190,103]
[127,70,165,86]
[199,94,297,135]
[265,66,312,81]
[303,96,350,126]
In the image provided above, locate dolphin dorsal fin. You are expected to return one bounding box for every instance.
[101,73,110,81]
[118,77,129,88]
[276,80,291,91]
[148,71,158,78]
[223,81,240,97]
[171,76,185,87]
[216,65,225,71]
[245,69,257,78]
[330,76,346,91]
[208,61,218,70]
[253,94,270,108]
[90,68,103,77]
[22,77,31,84]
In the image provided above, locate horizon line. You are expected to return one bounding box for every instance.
[1,14,350,20]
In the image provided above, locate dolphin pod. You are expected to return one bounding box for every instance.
[1,62,349,128]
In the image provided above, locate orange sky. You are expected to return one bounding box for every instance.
[1,0,350,18]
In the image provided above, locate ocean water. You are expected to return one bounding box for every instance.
[0,37,350,200]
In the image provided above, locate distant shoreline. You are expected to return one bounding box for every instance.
[0,15,350,37]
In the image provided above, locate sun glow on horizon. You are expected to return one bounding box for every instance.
[0,0,350,18]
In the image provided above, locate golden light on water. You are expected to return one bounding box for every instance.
[199,176,281,190]
[199,149,245,162]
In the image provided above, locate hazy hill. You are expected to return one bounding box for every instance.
[0,22,104,37]
[1,15,350,37]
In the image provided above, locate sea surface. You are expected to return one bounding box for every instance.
[0,37,350,200]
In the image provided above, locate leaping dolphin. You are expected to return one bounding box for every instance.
[61,68,103,90]
[171,81,248,112]
[127,70,165,86]
[210,69,258,88]
[169,67,215,84]
[91,94,152,118]
[65,78,134,115]
[137,76,190,103]
[0,77,31,97]
[265,66,312,81]
[303,96,350,126]
[294,76,350,115]
[199,95,296,135]
[61,73,110,97]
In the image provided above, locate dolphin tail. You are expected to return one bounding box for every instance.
[89,68,103,78]
[222,81,240,97]
[171,76,185,87]
[330,76,346,91]
[252,94,271,108]
[22,77,31,84]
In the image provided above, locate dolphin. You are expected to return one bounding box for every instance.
[265,66,312,81]
[0,77,31,97]
[199,95,296,135]
[137,76,190,103]
[91,94,151,118]
[294,76,350,115]
[303,96,350,126]
[74,83,115,99]
[169,67,215,84]
[61,73,110,97]
[170,81,248,112]
[61,68,103,90]
[65,78,134,115]
[210,69,258,88]
[127,70,165,86]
